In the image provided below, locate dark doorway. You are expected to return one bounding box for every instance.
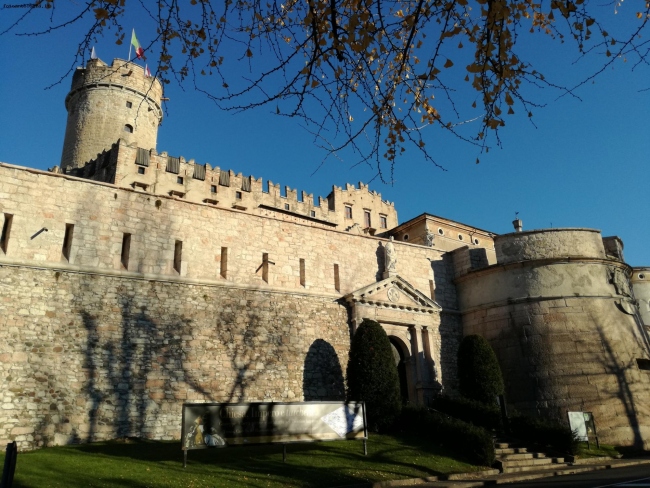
[389,338,410,404]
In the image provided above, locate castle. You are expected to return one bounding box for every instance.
[1,58,649,450]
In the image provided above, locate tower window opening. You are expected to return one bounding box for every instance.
[126,101,132,108]
[210,185,217,194]
[177,176,184,185]
[138,166,145,175]
[345,205,352,219]
[124,124,134,133]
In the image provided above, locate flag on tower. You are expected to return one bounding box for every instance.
[144,65,151,78]
[131,29,145,59]
[90,46,97,60]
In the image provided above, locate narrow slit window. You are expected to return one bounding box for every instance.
[300,258,306,287]
[121,233,131,270]
[262,253,269,283]
[334,264,340,292]
[173,240,183,273]
[429,280,436,301]
[62,223,74,262]
[1,213,13,254]
[220,247,228,279]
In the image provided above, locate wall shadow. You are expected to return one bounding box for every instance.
[303,339,345,401]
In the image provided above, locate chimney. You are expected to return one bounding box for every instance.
[512,218,523,232]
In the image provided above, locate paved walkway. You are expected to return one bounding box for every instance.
[337,457,650,488]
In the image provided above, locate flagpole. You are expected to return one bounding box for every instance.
[128,28,133,61]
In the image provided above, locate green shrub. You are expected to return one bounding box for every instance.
[510,414,579,455]
[457,335,505,404]
[346,318,401,432]
[431,395,503,432]
[398,405,496,466]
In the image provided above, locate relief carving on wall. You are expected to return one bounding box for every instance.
[609,267,632,298]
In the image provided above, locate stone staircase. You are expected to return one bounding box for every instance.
[494,440,570,474]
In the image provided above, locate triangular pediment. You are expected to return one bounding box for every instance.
[344,275,442,313]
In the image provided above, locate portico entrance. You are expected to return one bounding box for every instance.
[345,275,443,405]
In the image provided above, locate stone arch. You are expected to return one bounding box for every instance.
[388,335,412,404]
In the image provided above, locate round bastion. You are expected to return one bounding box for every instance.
[458,228,650,449]
[60,58,163,170]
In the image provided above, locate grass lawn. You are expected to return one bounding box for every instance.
[1,434,486,488]
[575,442,622,459]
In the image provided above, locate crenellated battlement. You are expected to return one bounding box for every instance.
[66,139,395,231]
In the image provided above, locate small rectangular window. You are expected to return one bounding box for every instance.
[62,223,74,262]
[177,176,184,185]
[121,233,131,270]
[310,210,316,217]
[300,258,306,287]
[126,101,132,108]
[345,205,352,219]
[364,210,371,227]
[1,213,13,254]
[380,215,387,229]
[637,358,650,371]
[284,203,290,210]
[236,191,242,200]
[334,264,340,292]
[210,185,217,193]
[173,240,182,273]
[138,166,145,175]
[220,247,228,279]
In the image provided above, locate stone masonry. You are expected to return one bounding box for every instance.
[1,56,649,451]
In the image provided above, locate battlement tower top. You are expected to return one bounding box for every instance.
[60,58,163,170]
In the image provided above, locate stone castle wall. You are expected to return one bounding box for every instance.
[456,229,650,448]
[0,162,460,449]
[0,265,350,449]
[64,140,399,232]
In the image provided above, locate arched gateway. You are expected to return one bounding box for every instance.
[344,275,443,405]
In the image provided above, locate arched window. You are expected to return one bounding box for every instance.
[124,124,134,133]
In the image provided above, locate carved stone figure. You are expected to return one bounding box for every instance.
[384,236,397,274]
[610,267,632,298]
[424,227,435,247]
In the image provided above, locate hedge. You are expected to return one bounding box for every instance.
[346,319,402,432]
[509,414,579,455]
[431,395,503,432]
[398,405,496,466]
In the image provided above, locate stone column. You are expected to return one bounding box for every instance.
[409,325,426,404]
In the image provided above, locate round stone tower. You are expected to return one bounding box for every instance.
[60,58,163,170]
[456,228,650,448]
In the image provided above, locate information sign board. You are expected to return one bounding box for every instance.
[181,401,367,451]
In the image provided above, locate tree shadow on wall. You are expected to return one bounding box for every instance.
[591,310,650,450]
[303,339,345,401]
[81,293,215,443]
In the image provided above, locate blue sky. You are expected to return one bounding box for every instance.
[0,2,648,265]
